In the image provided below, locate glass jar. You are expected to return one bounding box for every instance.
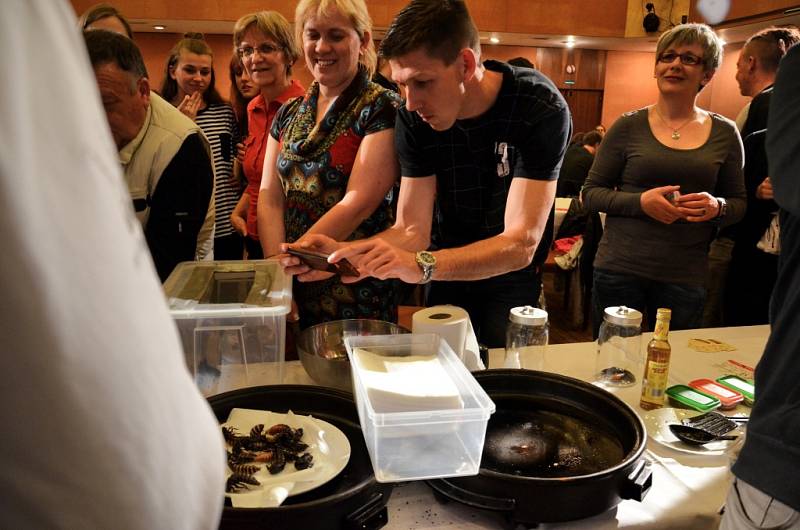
[595,306,643,387]
[504,306,548,370]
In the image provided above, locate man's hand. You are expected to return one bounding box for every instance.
[676,192,720,222]
[177,91,203,120]
[330,238,423,284]
[640,185,684,224]
[756,177,774,200]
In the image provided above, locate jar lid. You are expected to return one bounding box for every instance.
[509,306,548,326]
[603,306,643,327]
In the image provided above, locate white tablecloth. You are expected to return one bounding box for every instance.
[217,325,769,529]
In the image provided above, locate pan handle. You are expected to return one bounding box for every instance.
[621,459,653,502]
[426,479,516,512]
[344,492,388,530]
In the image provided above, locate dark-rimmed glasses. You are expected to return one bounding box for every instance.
[238,43,282,59]
[657,51,703,66]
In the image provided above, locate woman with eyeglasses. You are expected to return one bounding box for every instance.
[160,33,241,259]
[257,0,401,329]
[231,12,305,259]
[582,23,746,336]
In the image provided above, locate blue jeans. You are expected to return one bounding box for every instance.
[592,268,706,339]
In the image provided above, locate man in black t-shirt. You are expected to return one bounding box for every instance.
[720,42,800,530]
[293,0,570,346]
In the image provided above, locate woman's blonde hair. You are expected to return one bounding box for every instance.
[295,0,377,77]
[232,11,300,75]
[655,23,724,72]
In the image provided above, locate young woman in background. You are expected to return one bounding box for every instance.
[160,33,242,259]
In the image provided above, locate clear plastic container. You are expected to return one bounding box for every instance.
[504,306,548,370]
[344,333,496,482]
[163,259,292,396]
[595,306,643,387]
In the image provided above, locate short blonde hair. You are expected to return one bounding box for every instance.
[232,11,300,75]
[294,0,377,77]
[655,23,724,72]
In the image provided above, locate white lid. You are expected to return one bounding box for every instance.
[603,306,643,327]
[509,306,548,326]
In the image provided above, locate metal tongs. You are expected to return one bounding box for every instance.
[668,411,748,446]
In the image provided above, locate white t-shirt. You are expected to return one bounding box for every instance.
[0,1,225,528]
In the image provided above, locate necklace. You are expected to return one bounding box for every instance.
[654,106,696,140]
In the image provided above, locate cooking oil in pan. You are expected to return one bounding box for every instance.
[482,407,625,478]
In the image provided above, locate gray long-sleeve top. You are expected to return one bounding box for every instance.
[582,108,745,285]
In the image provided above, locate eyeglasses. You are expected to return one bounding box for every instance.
[238,43,282,59]
[657,51,703,66]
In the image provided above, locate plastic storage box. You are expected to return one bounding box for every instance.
[345,333,495,482]
[163,259,292,396]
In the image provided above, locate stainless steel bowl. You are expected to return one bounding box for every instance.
[297,319,410,391]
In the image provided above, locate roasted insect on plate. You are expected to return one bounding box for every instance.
[222,422,314,493]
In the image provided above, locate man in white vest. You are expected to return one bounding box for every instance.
[83,29,215,281]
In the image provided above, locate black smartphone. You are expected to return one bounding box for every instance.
[286,247,359,277]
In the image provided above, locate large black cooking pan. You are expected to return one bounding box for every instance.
[428,369,651,526]
[207,385,393,530]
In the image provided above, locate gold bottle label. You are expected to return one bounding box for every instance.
[641,359,670,404]
[653,319,670,341]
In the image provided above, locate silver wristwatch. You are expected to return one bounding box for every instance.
[716,197,728,219]
[415,251,436,284]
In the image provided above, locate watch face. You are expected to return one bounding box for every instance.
[418,251,436,266]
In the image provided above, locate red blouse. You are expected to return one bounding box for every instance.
[241,79,305,239]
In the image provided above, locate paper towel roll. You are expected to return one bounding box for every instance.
[412,305,470,359]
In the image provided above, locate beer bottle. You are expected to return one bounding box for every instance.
[640,308,672,410]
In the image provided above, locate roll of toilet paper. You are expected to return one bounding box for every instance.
[412,305,470,359]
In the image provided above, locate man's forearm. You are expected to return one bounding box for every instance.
[431,233,539,281]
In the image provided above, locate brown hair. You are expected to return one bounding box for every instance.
[232,11,299,76]
[229,54,254,133]
[744,26,800,73]
[380,0,480,65]
[159,32,224,106]
[294,0,377,77]
[78,3,133,39]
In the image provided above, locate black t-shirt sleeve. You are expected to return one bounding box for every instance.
[512,92,571,181]
[145,133,214,282]
[395,108,436,177]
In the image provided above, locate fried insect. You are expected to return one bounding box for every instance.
[222,426,241,444]
[230,463,260,476]
[226,472,260,493]
[223,420,314,482]
[250,424,265,438]
[294,453,314,470]
[267,449,287,474]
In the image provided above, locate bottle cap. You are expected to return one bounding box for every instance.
[656,308,672,320]
[603,306,643,327]
[509,306,548,326]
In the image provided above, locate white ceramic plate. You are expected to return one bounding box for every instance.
[223,409,351,506]
[642,407,738,456]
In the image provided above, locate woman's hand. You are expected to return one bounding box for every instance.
[236,142,246,164]
[676,192,720,222]
[177,91,203,120]
[640,185,684,224]
[756,177,774,200]
[279,236,339,282]
[230,212,247,237]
